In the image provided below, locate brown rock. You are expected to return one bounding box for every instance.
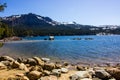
[55,64,62,69]
[1,61,11,66]
[17,57,27,63]
[27,58,37,66]
[39,75,57,80]
[0,56,15,62]
[27,71,42,80]
[44,63,55,71]
[43,70,51,76]
[16,73,24,77]
[95,70,111,79]
[63,62,69,66]
[0,62,7,70]
[33,57,44,66]
[76,65,87,71]
[107,68,120,80]
[30,66,43,72]
[19,63,29,72]
[12,61,20,68]
[22,76,29,80]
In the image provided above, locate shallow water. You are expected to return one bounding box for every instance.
[0,35,120,64]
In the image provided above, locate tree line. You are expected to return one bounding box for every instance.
[0,3,14,39]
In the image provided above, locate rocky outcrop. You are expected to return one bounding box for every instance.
[0,56,119,80]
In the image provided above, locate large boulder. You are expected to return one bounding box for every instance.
[26,71,42,80]
[0,56,15,62]
[95,70,111,79]
[26,58,37,66]
[70,71,91,80]
[33,57,44,66]
[44,63,55,71]
[106,68,120,80]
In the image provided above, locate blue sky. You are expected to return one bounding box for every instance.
[0,0,120,26]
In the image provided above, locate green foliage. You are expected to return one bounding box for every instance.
[0,28,5,39]
[0,3,6,12]
[0,43,3,48]
[0,23,14,39]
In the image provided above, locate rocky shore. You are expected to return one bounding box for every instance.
[0,56,119,80]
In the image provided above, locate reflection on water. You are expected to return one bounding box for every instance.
[0,35,120,64]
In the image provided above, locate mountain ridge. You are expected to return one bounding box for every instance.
[1,13,120,36]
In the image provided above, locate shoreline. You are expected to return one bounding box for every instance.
[0,56,119,80]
